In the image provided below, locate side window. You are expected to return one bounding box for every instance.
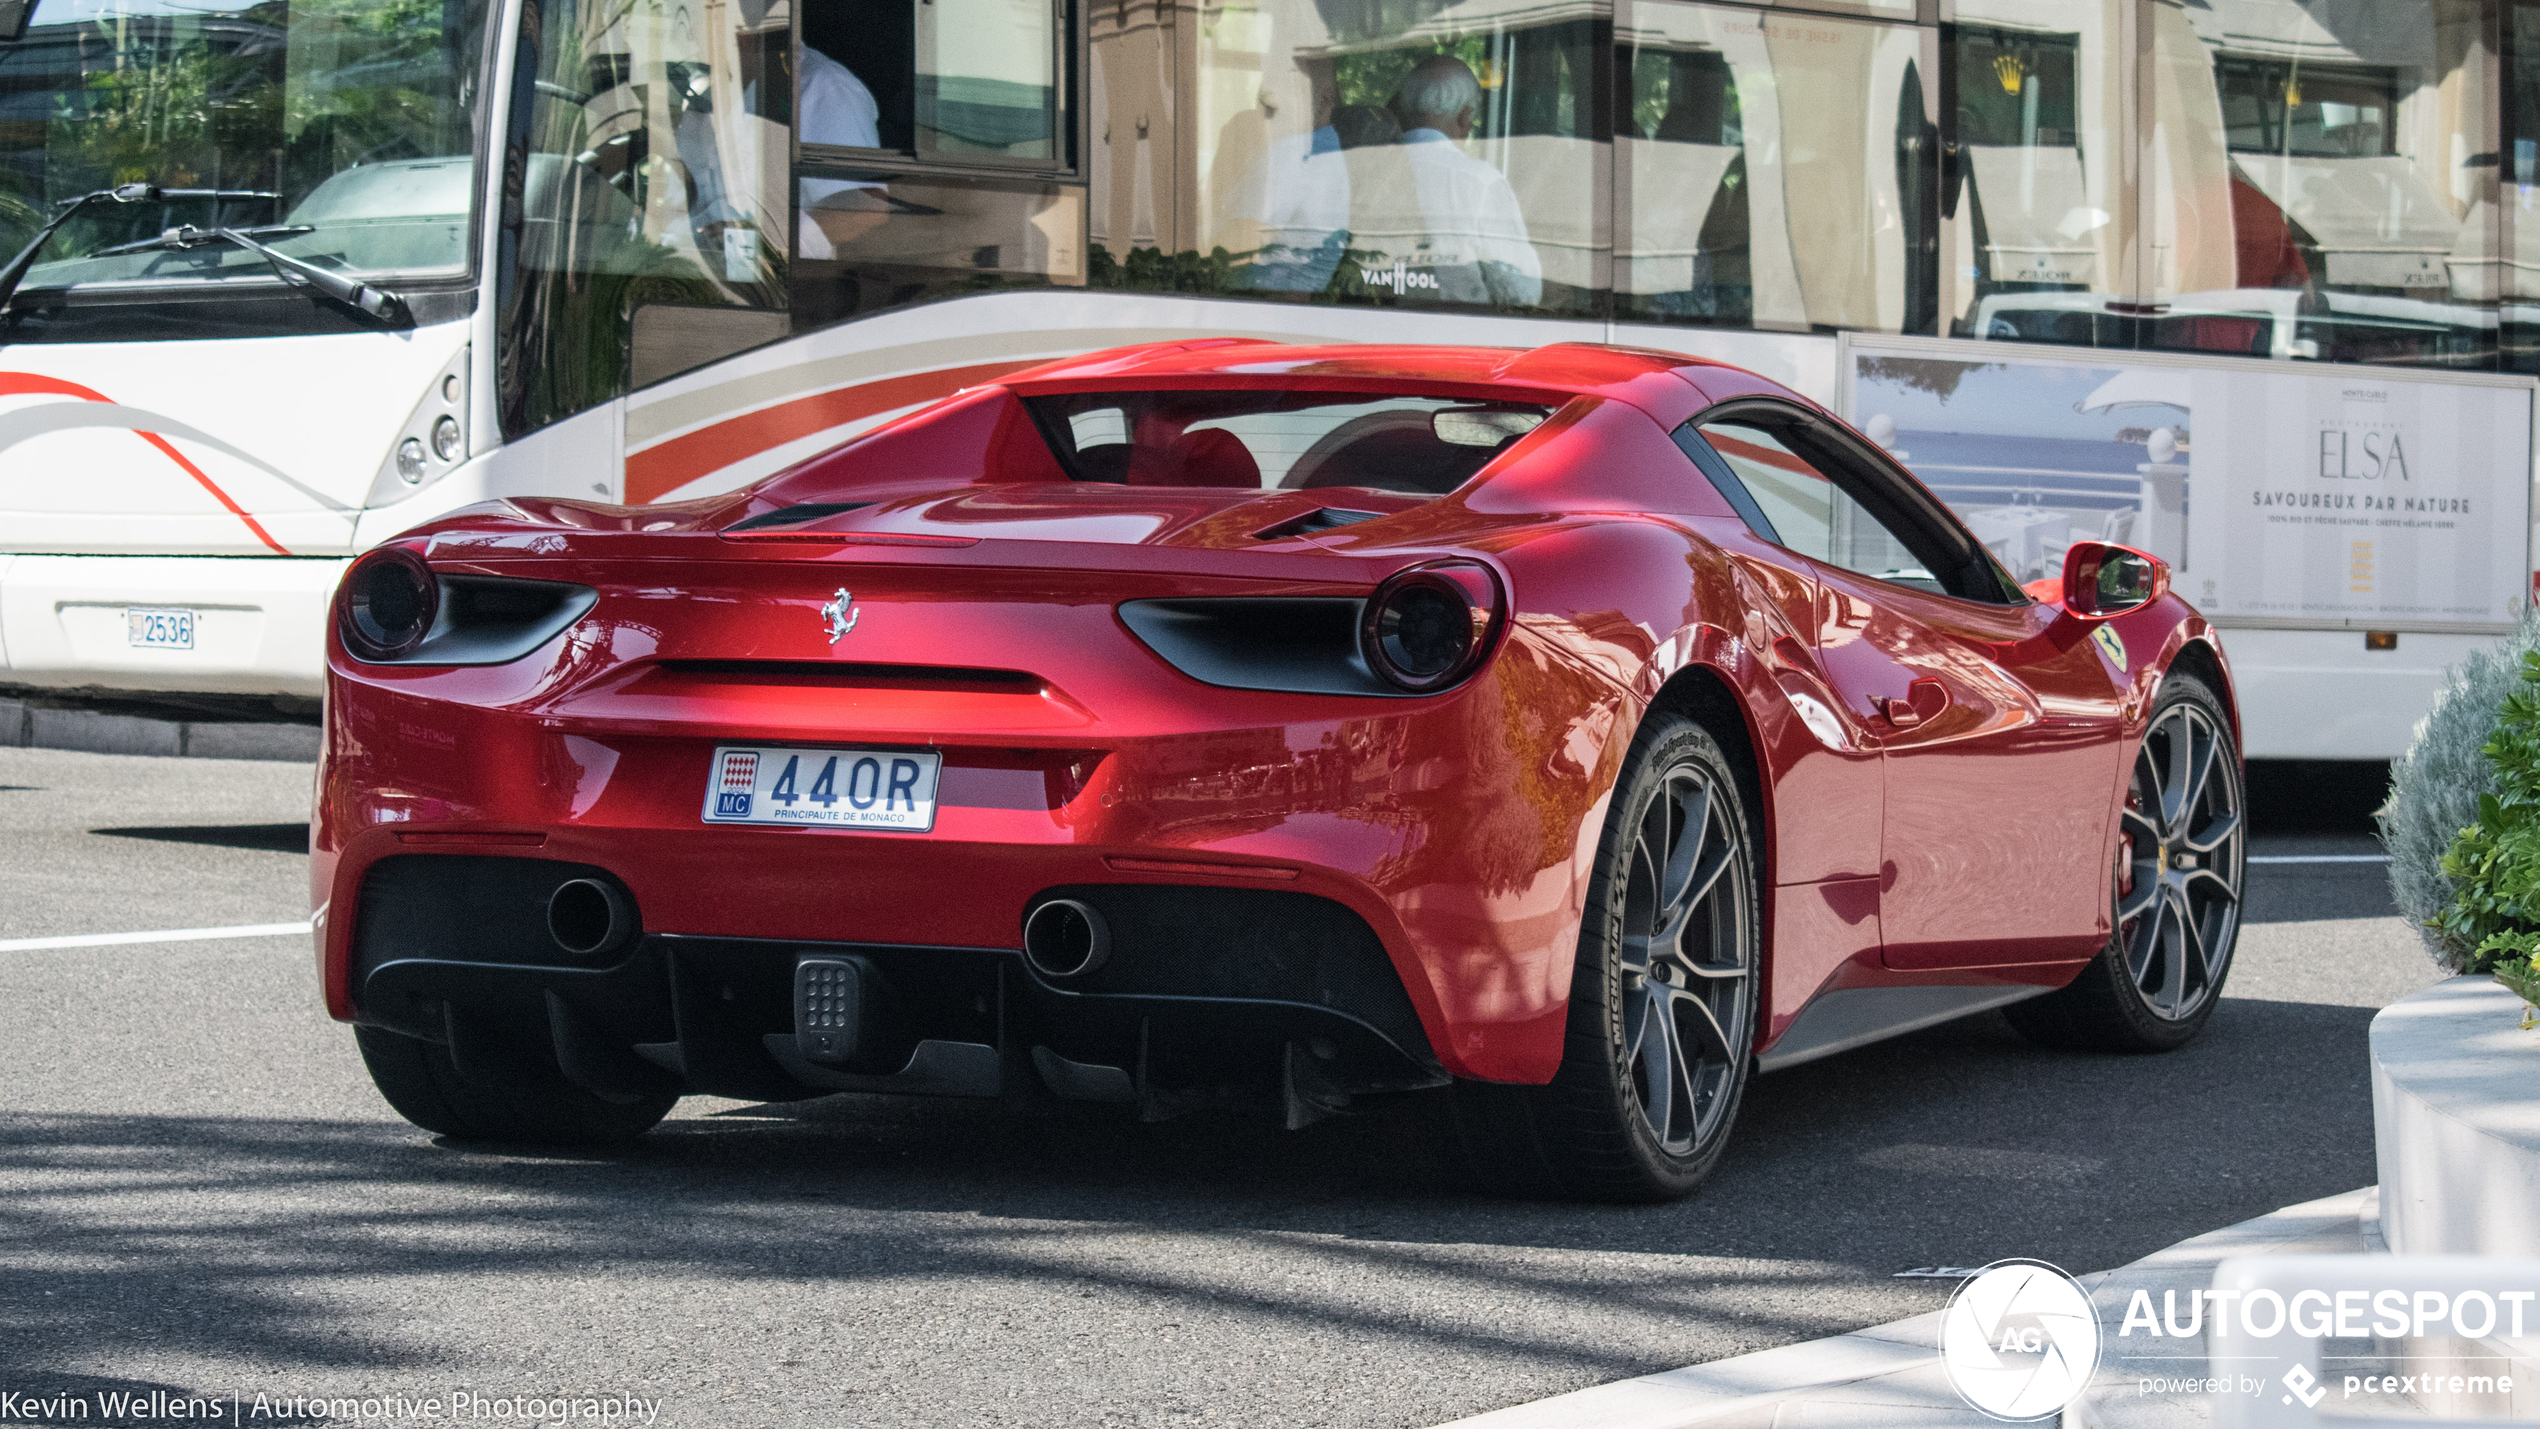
[800,0,1062,165]
[1683,419,1949,597]
[791,0,1084,330]
[498,0,793,435]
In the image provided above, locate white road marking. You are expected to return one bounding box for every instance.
[0,920,312,952]
[2247,855,2390,865]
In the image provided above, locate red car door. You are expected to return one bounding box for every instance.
[1683,408,2129,971]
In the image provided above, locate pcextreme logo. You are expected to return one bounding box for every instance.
[1940,1259,2101,1421]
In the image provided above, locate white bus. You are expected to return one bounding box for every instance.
[1,0,2531,759]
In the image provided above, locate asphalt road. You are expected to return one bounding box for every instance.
[0,746,2440,1428]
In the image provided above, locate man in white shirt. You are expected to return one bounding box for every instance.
[678,37,885,266]
[1233,64,1350,292]
[1386,55,1542,307]
[793,44,890,258]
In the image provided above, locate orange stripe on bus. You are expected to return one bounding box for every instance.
[0,372,291,554]
[624,360,1039,505]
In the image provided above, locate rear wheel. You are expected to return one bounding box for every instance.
[2006,672,2244,1053]
[355,1024,677,1145]
[1444,715,1760,1202]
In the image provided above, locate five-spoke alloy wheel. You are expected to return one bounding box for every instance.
[2008,671,2245,1052]
[1445,713,1760,1201]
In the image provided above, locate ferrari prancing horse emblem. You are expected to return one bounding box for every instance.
[820,588,859,644]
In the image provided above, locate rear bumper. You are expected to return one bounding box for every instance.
[342,853,1447,1117]
[0,554,349,697]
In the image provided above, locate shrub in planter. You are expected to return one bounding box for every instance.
[2429,653,2540,1020]
[2381,612,2540,973]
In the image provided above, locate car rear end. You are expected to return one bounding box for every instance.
[314,519,1540,1123]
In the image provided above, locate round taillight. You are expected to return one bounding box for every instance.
[1361,562,1501,693]
[340,547,439,661]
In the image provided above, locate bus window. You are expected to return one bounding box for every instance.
[0,0,491,341]
[787,170,1086,329]
[800,0,1066,167]
[790,0,1082,327]
[2142,0,2494,370]
[496,0,795,434]
[1617,3,1932,335]
[1941,12,2128,350]
[1192,0,1607,314]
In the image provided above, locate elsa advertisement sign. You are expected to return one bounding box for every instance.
[1843,339,2533,631]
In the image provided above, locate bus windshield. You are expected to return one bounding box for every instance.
[0,0,489,293]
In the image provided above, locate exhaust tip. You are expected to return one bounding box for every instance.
[1022,899,1110,980]
[548,877,637,959]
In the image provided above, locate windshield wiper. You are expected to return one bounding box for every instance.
[111,224,410,326]
[92,224,312,258]
[0,183,278,314]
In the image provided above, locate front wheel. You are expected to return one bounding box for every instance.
[2007,671,2245,1053]
[1444,715,1761,1202]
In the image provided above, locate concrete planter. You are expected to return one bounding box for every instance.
[2372,975,2540,1257]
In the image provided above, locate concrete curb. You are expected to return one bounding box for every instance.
[1433,1186,2382,1429]
[2372,975,2540,1256]
[0,698,319,763]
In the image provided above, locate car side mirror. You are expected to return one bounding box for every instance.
[2060,540,2168,618]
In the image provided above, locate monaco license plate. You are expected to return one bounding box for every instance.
[701,745,942,831]
[126,607,196,650]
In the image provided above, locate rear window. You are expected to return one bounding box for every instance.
[1024,390,1554,497]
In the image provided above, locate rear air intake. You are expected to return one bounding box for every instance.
[1022,899,1110,980]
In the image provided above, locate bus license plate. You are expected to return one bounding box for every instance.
[701,745,941,831]
[126,607,196,650]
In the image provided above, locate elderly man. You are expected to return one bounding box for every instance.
[1381,54,1542,307]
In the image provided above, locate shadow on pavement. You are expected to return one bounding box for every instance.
[88,823,310,855]
[0,991,2375,1381]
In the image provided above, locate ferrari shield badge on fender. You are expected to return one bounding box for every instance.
[821,588,859,644]
[2091,624,2127,670]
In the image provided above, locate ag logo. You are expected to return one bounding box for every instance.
[1940,1259,2100,1421]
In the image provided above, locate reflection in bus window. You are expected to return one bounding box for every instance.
[2509,2,2540,374]
[2141,0,2494,370]
[1193,0,1606,314]
[496,0,795,432]
[1949,11,2125,348]
[1616,4,1929,334]
[788,171,1085,330]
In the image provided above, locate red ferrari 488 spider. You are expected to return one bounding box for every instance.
[314,340,2242,1200]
